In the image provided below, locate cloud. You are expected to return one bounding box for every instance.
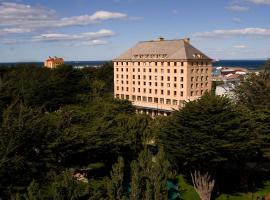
[233,45,246,48]
[226,3,250,11]
[248,0,270,5]
[0,2,130,35]
[193,28,270,38]
[233,17,242,23]
[32,29,115,43]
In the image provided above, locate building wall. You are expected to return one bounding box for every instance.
[114,60,212,113]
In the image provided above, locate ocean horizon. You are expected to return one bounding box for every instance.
[0,59,268,70]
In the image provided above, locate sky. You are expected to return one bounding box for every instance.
[0,0,270,62]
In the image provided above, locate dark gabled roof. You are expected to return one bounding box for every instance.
[114,38,211,61]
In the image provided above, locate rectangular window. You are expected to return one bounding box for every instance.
[174,77,177,82]
[121,68,123,72]
[155,68,158,73]
[167,76,170,81]
[161,90,164,95]
[174,83,177,88]
[181,69,184,74]
[149,69,152,73]
[138,68,140,72]
[132,95,136,100]
[138,88,140,92]
[133,68,135,72]
[191,91,193,96]
[166,99,171,105]
[126,68,128,72]
[144,82,146,86]
[154,98,158,103]
[149,76,152,80]
[174,69,177,73]
[167,90,170,95]
[161,76,164,81]
[155,89,158,94]
[143,96,147,102]
[138,75,140,79]
[137,96,141,101]
[138,81,140,85]
[181,62,184,66]
[149,89,152,93]
[167,83,170,87]
[167,69,170,73]
[155,82,158,86]
[126,95,129,100]
[143,68,146,72]
[149,82,152,86]
[143,75,146,80]
[174,91,177,96]
[174,62,177,66]
[116,68,119,72]
[180,77,184,82]
[148,97,152,102]
[173,100,178,105]
[143,88,146,93]
[133,87,135,92]
[181,91,183,97]
[160,98,164,104]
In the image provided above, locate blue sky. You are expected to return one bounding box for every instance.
[0,0,270,62]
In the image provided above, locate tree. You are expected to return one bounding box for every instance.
[191,171,215,200]
[130,148,172,200]
[156,93,264,194]
[107,157,125,200]
[234,59,270,110]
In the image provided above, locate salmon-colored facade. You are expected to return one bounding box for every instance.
[113,38,212,116]
[44,56,64,68]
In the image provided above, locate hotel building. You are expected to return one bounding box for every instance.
[113,38,212,116]
[44,56,64,68]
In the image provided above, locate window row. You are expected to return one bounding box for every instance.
[115,61,185,67]
[116,80,184,88]
[116,87,184,97]
[115,94,184,106]
[116,74,184,82]
[191,82,208,89]
[191,76,208,82]
[115,67,184,74]
[115,61,209,67]
[190,90,208,96]
[191,68,209,74]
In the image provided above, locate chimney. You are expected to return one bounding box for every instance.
[183,38,190,43]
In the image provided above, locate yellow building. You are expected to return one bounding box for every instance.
[44,56,64,68]
[113,37,212,116]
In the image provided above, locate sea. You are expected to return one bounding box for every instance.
[0,60,268,71]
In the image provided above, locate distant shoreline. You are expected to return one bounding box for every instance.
[0,60,267,70]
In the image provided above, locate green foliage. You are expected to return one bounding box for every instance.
[157,92,262,170]
[130,148,172,200]
[107,157,125,200]
[234,59,270,110]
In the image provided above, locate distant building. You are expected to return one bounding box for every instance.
[44,56,64,68]
[113,37,212,116]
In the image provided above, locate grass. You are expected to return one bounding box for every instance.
[177,175,270,200]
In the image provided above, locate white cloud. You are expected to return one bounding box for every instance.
[233,45,246,48]
[32,29,115,43]
[0,2,130,35]
[248,0,270,5]
[193,28,270,38]
[226,3,250,11]
[233,17,242,23]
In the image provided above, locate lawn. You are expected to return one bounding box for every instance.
[177,175,270,200]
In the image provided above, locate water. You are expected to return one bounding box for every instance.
[213,60,267,70]
[0,60,267,70]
